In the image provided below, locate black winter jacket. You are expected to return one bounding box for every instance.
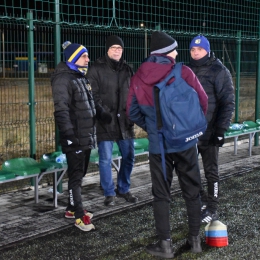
[87,55,135,142]
[188,52,235,143]
[51,62,96,153]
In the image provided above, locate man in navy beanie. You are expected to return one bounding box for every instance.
[88,35,137,207]
[189,35,235,223]
[51,41,96,231]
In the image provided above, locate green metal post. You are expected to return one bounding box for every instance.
[234,31,241,123]
[54,0,61,152]
[155,24,161,31]
[54,0,63,193]
[27,11,36,185]
[254,13,260,146]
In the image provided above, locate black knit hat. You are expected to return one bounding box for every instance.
[150,31,178,55]
[106,35,124,52]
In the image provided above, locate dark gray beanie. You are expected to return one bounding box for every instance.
[106,35,124,52]
[150,31,178,55]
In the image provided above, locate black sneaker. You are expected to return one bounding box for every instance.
[116,190,138,203]
[201,209,218,223]
[104,196,115,206]
[146,240,174,259]
[186,235,202,253]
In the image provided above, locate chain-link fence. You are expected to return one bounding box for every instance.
[0,1,259,184]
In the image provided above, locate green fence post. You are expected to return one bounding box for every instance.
[155,24,161,31]
[54,0,63,193]
[27,11,36,186]
[255,14,260,146]
[235,31,241,123]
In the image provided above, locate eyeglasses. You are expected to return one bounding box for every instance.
[109,46,123,51]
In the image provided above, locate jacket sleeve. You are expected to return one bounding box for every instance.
[214,67,235,133]
[182,65,208,115]
[126,77,147,131]
[51,75,75,135]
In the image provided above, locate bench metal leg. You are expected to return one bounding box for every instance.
[249,133,256,156]
[54,169,67,208]
[34,175,39,204]
[56,169,67,186]
[234,136,238,155]
[53,171,57,208]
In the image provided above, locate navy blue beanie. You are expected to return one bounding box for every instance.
[62,41,88,63]
[189,35,210,53]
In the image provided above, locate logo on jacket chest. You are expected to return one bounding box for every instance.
[86,83,92,91]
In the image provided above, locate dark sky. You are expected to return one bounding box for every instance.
[0,0,259,37]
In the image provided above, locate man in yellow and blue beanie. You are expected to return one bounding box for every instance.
[51,41,96,232]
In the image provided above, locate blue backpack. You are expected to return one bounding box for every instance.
[154,62,207,180]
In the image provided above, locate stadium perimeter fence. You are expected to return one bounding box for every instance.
[0,0,260,191]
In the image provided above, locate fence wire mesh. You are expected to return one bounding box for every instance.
[1,1,260,39]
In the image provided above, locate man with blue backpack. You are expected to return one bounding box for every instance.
[127,31,208,258]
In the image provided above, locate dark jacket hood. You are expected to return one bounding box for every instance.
[134,54,175,86]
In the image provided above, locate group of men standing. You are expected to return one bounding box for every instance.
[51,31,234,258]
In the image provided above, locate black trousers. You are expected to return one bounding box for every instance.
[149,145,201,240]
[65,149,91,219]
[198,144,219,211]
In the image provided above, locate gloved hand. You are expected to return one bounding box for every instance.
[64,135,79,146]
[61,129,79,147]
[100,111,112,124]
[210,131,225,147]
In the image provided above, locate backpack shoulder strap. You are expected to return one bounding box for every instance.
[155,62,183,90]
[172,62,183,79]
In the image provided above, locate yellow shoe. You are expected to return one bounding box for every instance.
[65,209,93,219]
[75,215,95,232]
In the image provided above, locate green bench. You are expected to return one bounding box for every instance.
[0,155,67,208]
[0,138,150,207]
[134,138,149,156]
[39,152,68,207]
[1,157,43,205]
[224,121,260,156]
[89,138,149,173]
[89,145,122,172]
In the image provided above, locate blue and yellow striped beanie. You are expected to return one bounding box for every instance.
[62,41,88,63]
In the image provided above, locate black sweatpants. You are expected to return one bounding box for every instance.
[149,145,201,240]
[198,144,219,211]
[65,149,91,219]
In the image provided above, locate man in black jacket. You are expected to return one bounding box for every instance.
[189,35,235,223]
[87,35,138,206]
[51,41,96,231]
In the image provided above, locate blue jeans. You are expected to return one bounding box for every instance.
[98,139,135,196]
